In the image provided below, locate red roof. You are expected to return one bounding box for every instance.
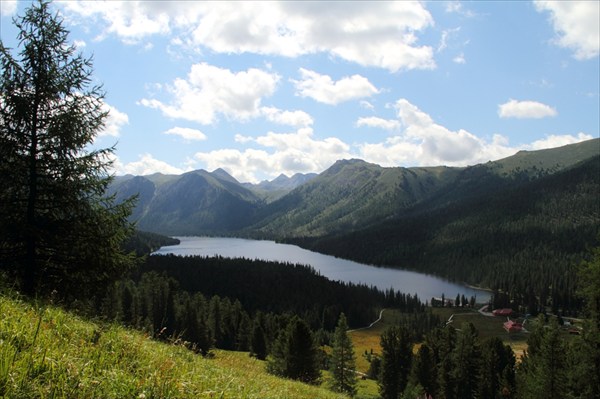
[504,320,523,332]
[493,308,513,316]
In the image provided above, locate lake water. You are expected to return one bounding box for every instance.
[154,236,491,303]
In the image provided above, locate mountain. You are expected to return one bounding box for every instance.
[109,139,598,312]
[243,172,318,202]
[247,159,461,237]
[283,141,599,313]
[109,169,262,235]
[110,139,599,242]
[248,139,599,238]
[109,169,317,235]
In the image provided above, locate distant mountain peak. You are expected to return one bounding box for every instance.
[211,168,239,183]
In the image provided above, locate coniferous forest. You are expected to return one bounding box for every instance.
[1,1,599,398]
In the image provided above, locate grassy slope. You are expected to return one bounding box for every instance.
[0,294,346,399]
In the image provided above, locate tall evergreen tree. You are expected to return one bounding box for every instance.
[208,296,224,347]
[518,317,566,399]
[570,244,600,398]
[432,326,457,399]
[329,313,357,396]
[0,0,136,298]
[451,323,480,399]
[267,316,321,384]
[478,337,516,399]
[250,318,268,360]
[409,343,436,397]
[379,325,412,399]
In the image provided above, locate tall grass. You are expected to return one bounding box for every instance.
[0,292,347,398]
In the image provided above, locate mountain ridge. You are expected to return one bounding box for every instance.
[109,138,599,238]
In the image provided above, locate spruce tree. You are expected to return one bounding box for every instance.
[451,323,480,399]
[379,325,412,399]
[329,313,357,396]
[285,316,321,384]
[478,337,516,399]
[575,244,600,397]
[250,319,267,360]
[266,316,321,384]
[518,316,566,399]
[409,343,436,397]
[0,0,136,298]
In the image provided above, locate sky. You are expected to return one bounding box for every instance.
[1,1,599,183]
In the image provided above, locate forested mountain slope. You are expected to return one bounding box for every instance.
[110,139,598,240]
[248,139,599,239]
[247,160,461,238]
[290,153,599,314]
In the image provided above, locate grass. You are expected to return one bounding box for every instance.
[431,307,532,359]
[0,292,348,399]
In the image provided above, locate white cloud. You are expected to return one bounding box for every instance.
[535,1,599,60]
[453,53,466,64]
[99,103,129,137]
[360,100,375,110]
[528,132,594,150]
[293,68,379,105]
[357,99,517,167]
[61,1,171,44]
[164,127,207,141]
[0,0,17,16]
[260,106,313,127]
[234,134,254,144]
[117,153,186,176]
[195,127,351,183]
[139,62,279,124]
[445,1,476,17]
[498,99,557,119]
[357,99,593,168]
[356,116,400,131]
[194,99,593,181]
[59,1,435,71]
[438,27,461,52]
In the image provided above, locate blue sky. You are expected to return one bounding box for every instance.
[1,1,598,183]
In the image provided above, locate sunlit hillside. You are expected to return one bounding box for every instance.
[0,292,347,399]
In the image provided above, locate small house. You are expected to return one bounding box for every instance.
[493,308,513,317]
[504,320,523,333]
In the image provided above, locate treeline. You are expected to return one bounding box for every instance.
[373,316,598,399]
[293,156,599,316]
[121,230,180,256]
[139,254,424,328]
[370,240,600,399]
[98,254,432,356]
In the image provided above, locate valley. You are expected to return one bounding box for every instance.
[2,1,598,397]
[114,138,599,314]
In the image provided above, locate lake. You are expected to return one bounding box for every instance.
[154,236,491,303]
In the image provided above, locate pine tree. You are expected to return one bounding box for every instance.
[479,337,516,399]
[535,317,567,398]
[451,323,480,399]
[409,343,436,397]
[250,319,267,360]
[433,326,457,399]
[208,296,224,347]
[568,245,600,397]
[518,316,566,399]
[379,325,412,399]
[266,316,321,384]
[0,0,136,298]
[329,313,357,396]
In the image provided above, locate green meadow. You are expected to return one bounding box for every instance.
[0,292,347,399]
